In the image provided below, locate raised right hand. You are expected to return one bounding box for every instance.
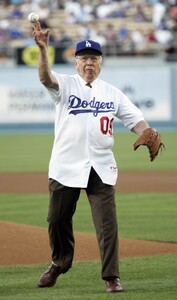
[32,21,50,49]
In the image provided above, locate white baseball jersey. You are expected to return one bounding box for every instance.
[46,73,144,188]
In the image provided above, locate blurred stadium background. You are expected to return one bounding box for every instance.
[0,0,177,132]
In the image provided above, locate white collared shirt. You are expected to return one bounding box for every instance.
[46,73,144,187]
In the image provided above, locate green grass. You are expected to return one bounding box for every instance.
[0,194,49,227]
[0,132,176,172]
[0,255,177,300]
[117,192,177,242]
[0,133,53,172]
[0,192,177,243]
[113,131,177,171]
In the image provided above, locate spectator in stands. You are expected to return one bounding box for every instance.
[133,3,150,22]
[20,0,40,19]
[0,0,11,20]
[102,23,118,42]
[117,23,133,54]
[38,2,50,21]
[107,4,126,18]
[168,4,177,31]
[77,21,97,40]
[117,24,129,42]
[65,0,95,24]
[155,20,174,47]
[79,0,95,23]
[119,0,132,10]
[11,4,24,19]
[66,11,78,24]
[130,28,147,54]
[145,29,157,42]
[8,19,24,39]
[91,29,107,47]
[101,22,119,55]
[95,0,121,19]
[23,31,36,46]
[0,25,12,58]
[55,29,73,46]
[152,0,166,28]
[65,0,82,23]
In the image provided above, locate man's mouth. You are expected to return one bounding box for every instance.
[85,68,94,71]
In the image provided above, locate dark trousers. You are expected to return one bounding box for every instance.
[47,168,119,280]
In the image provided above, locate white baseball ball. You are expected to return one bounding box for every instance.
[28,12,39,24]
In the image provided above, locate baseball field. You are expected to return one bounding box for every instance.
[0,131,177,300]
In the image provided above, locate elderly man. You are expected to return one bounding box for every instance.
[32,21,150,293]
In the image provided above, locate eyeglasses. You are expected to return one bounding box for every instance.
[76,56,102,63]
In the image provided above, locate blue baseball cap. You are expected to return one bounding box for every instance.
[75,40,102,56]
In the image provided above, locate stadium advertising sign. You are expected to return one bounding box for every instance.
[0,66,171,124]
[0,68,55,123]
[101,67,171,121]
[16,46,75,65]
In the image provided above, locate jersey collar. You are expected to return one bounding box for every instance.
[77,74,99,88]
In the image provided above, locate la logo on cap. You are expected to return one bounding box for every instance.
[75,39,102,55]
[85,41,91,47]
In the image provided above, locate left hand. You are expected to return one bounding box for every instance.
[133,128,165,161]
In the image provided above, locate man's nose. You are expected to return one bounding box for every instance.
[86,57,93,63]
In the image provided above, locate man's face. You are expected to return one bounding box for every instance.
[74,50,102,83]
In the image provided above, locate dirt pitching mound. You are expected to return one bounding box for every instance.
[1,221,177,266]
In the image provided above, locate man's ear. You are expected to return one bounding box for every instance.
[74,58,77,66]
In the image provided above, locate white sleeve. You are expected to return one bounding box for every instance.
[46,86,60,103]
[116,90,145,130]
[45,71,67,104]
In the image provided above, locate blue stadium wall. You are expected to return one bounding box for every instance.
[0,58,177,133]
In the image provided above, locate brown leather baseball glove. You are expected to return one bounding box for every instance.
[133,128,165,161]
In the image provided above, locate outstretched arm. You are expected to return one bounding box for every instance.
[32,22,59,90]
[131,120,149,135]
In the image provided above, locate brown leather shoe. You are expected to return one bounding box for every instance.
[37,263,61,288]
[106,278,123,293]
